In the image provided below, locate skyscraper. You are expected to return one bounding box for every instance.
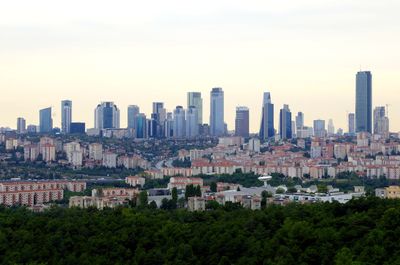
[136,113,147,139]
[187,92,203,125]
[259,92,274,140]
[152,102,166,123]
[173,106,186,138]
[374,106,389,137]
[61,100,72,133]
[313,119,326,138]
[356,71,372,133]
[164,112,174,138]
[151,102,166,138]
[127,105,140,129]
[39,107,53,133]
[17,117,26,134]
[348,113,355,135]
[295,112,304,130]
[327,119,335,136]
[210,87,225,136]
[279,104,292,140]
[235,106,249,138]
[94,102,120,129]
[186,106,199,138]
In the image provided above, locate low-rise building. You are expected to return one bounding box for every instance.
[125,176,146,187]
[188,196,205,211]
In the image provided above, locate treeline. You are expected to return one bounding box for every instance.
[2,198,400,264]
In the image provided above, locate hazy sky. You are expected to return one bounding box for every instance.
[1,0,400,132]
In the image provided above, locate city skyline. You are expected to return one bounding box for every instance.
[0,77,396,135]
[1,1,400,132]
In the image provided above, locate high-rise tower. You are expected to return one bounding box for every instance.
[355,71,372,133]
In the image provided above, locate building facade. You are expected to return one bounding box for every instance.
[355,71,372,133]
[187,92,203,125]
[94,102,120,130]
[61,100,72,133]
[279,104,292,140]
[259,92,275,140]
[39,107,53,133]
[235,106,249,138]
[210,87,225,136]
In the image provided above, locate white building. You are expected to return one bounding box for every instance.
[102,152,118,168]
[89,143,103,161]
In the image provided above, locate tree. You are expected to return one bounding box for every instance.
[172,187,178,202]
[210,182,217,192]
[149,201,158,209]
[261,191,268,209]
[276,188,285,194]
[206,200,220,210]
[317,184,328,194]
[138,191,148,207]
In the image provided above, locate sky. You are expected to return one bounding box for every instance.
[1,0,400,133]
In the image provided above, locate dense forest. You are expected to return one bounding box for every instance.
[2,197,400,264]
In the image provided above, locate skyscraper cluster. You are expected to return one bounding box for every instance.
[14,71,390,140]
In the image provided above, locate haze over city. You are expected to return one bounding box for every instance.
[1,0,400,132]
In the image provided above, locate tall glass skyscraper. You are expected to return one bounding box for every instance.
[39,107,53,133]
[355,71,372,133]
[186,106,199,138]
[127,105,140,129]
[173,106,186,138]
[187,92,203,125]
[259,92,274,140]
[151,102,166,138]
[348,113,355,135]
[61,100,72,133]
[313,119,326,138]
[94,102,120,129]
[295,112,304,130]
[235,106,249,138]
[279,104,292,140]
[210,87,225,136]
[136,113,147,138]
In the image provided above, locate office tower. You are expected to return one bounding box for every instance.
[327,119,335,136]
[313,119,326,138]
[152,102,166,124]
[94,102,120,129]
[136,113,147,139]
[70,122,86,134]
[210,87,225,136]
[173,106,186,138]
[355,71,372,133]
[164,112,174,138]
[127,105,140,129]
[186,106,199,138]
[187,92,203,125]
[296,112,304,130]
[17,117,26,134]
[39,107,53,133]
[235,106,249,138]
[279,104,292,140]
[259,92,275,140]
[27,125,37,134]
[149,114,158,138]
[348,113,355,135]
[151,102,166,138]
[61,100,72,133]
[291,121,296,138]
[374,106,389,137]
